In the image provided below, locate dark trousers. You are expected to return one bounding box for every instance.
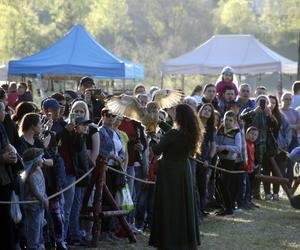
[262,153,287,195]
[219,159,235,212]
[0,184,17,250]
[135,184,155,230]
[196,162,209,212]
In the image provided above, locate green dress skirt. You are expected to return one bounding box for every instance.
[149,129,200,250]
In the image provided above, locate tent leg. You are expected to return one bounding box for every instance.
[181,74,185,92]
[37,74,45,99]
[278,72,283,100]
[122,79,125,93]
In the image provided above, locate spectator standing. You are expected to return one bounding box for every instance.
[14,82,33,108]
[292,81,300,109]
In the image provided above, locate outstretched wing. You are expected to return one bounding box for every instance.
[152,89,183,109]
[106,94,145,122]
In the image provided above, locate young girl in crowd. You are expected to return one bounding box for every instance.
[22,148,48,250]
[243,127,259,209]
[216,110,241,215]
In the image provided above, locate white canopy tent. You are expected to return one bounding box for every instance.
[0,65,8,82]
[161,34,298,76]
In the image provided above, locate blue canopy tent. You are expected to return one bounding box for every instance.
[8,24,144,80]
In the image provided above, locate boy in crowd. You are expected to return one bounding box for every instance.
[216,111,242,215]
[219,87,237,117]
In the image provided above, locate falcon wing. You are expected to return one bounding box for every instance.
[152,89,183,109]
[106,94,145,122]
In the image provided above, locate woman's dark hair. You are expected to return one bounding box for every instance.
[19,113,40,133]
[64,90,78,100]
[191,85,203,96]
[203,83,216,93]
[214,110,221,128]
[198,103,215,141]
[175,104,201,155]
[18,82,27,89]
[268,95,282,131]
[12,102,39,122]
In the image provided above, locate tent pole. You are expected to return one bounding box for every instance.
[278,72,283,100]
[297,30,300,80]
[160,73,164,89]
[181,74,185,92]
[37,74,45,99]
[122,79,125,93]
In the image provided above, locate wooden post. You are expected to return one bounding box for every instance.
[269,157,293,200]
[81,157,136,247]
[255,175,289,185]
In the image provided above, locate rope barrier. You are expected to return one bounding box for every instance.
[0,156,245,204]
[106,165,156,185]
[0,165,95,204]
[190,157,246,174]
[106,157,246,186]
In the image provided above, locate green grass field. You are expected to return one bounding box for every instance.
[74,198,300,250]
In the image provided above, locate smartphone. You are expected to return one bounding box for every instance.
[70,113,76,124]
[260,99,266,110]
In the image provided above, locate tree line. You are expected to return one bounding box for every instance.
[0,0,299,85]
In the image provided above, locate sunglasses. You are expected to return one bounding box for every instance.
[104,113,116,118]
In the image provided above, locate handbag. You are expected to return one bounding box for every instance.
[10,190,22,224]
[115,184,134,212]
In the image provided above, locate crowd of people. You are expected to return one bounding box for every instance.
[1,67,300,250]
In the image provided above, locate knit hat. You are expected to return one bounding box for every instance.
[222,66,234,75]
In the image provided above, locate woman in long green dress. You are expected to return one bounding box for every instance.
[149,104,201,250]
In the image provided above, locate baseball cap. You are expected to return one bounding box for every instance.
[80,76,95,86]
[42,98,61,110]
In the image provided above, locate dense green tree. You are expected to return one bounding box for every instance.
[0,0,299,84]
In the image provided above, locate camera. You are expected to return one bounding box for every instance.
[259,99,266,110]
[90,89,103,100]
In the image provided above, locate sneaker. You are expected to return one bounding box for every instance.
[56,241,68,250]
[216,210,233,216]
[249,202,260,208]
[265,194,272,200]
[130,225,143,234]
[108,232,122,241]
[273,194,279,201]
[99,232,113,242]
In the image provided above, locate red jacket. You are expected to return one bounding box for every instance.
[245,140,255,172]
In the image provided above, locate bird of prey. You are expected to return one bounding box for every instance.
[106,89,183,133]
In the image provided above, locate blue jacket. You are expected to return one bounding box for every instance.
[99,125,125,161]
[216,125,242,160]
